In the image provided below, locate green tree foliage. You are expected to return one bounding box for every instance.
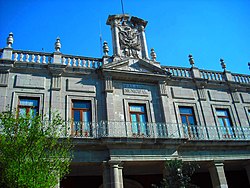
[153,159,199,188]
[0,111,73,188]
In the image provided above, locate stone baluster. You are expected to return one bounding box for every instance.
[31,54,35,62]
[62,57,66,65]
[77,58,81,67]
[42,55,46,64]
[67,58,71,66]
[13,52,18,61]
[25,54,29,62]
[72,58,76,66]
[20,53,24,62]
[37,55,41,63]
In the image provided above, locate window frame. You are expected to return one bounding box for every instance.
[66,95,96,137]
[18,97,40,117]
[178,106,198,138]
[129,103,148,136]
[13,92,44,117]
[71,100,92,137]
[215,108,235,138]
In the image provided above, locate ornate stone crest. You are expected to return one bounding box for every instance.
[118,19,141,58]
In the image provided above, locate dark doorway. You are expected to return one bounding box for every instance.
[60,176,102,188]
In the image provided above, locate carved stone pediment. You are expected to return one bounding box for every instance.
[103,58,168,75]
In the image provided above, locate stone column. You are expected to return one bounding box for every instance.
[209,162,228,188]
[107,16,122,57]
[245,165,250,185]
[109,161,124,188]
[103,161,111,188]
[138,25,149,59]
[118,165,124,188]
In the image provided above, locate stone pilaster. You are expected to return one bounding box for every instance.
[245,165,250,185]
[105,76,115,121]
[103,161,111,188]
[209,162,228,188]
[109,161,124,188]
[48,64,66,119]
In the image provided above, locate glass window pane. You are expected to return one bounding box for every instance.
[73,101,91,109]
[179,107,193,115]
[130,105,145,112]
[181,116,187,124]
[139,114,146,123]
[131,114,137,122]
[188,116,195,125]
[83,111,91,122]
[19,98,38,107]
[73,110,80,121]
[216,109,228,116]
[218,118,224,126]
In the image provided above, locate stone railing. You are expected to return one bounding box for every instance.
[0,49,103,68]
[163,66,191,78]
[61,121,250,141]
[200,69,224,81]
[12,50,53,64]
[61,54,102,68]
[163,65,250,84]
[232,73,250,84]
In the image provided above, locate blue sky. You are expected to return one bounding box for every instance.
[0,0,249,74]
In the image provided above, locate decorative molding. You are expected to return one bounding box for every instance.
[171,87,195,100]
[51,76,61,90]
[197,88,206,101]
[208,90,230,102]
[66,79,96,93]
[105,76,113,92]
[15,75,45,89]
[241,93,250,103]
[159,81,168,96]
[231,92,240,103]
[0,72,9,87]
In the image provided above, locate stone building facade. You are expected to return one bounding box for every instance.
[0,14,250,188]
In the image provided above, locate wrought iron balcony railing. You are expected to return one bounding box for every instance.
[59,121,250,141]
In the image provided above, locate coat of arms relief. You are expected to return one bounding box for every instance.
[118,18,141,58]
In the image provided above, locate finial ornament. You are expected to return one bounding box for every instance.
[7,32,14,48]
[189,54,195,67]
[103,41,109,56]
[54,37,61,52]
[150,48,156,61]
[220,58,226,70]
[248,62,250,70]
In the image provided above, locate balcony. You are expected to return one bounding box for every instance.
[60,121,250,141]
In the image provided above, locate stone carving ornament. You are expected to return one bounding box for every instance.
[118,18,141,58]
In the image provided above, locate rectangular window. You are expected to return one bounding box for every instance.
[179,106,197,138]
[18,97,39,117]
[216,109,234,138]
[129,104,147,136]
[72,100,92,137]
